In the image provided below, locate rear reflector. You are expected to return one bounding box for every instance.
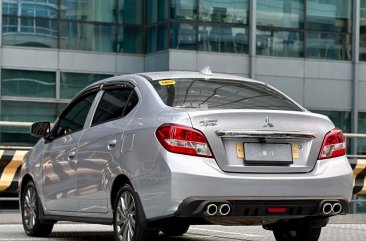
[156,123,213,158]
[318,129,346,160]
[267,207,288,213]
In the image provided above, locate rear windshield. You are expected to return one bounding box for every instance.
[150,78,302,111]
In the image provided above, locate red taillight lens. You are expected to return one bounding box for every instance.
[318,129,346,160]
[156,124,213,158]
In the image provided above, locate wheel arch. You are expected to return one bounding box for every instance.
[110,174,132,210]
[20,174,34,198]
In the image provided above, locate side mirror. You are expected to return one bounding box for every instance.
[31,121,51,138]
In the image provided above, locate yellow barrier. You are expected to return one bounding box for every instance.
[0,150,28,192]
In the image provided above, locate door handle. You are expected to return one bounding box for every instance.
[68,151,76,160]
[107,140,117,150]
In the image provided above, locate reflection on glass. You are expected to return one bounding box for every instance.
[2,69,56,98]
[2,16,58,48]
[171,22,197,50]
[147,0,169,24]
[60,72,112,99]
[3,0,58,18]
[360,1,366,61]
[171,0,197,20]
[119,0,144,24]
[0,101,58,145]
[257,29,303,57]
[359,113,366,155]
[257,0,304,28]
[158,24,169,51]
[147,27,157,53]
[117,26,144,54]
[60,0,115,23]
[306,0,351,33]
[198,25,248,53]
[199,0,248,24]
[306,32,351,60]
[60,22,115,52]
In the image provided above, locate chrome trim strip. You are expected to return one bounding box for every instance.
[215,130,316,139]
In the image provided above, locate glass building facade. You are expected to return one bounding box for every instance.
[0,0,363,153]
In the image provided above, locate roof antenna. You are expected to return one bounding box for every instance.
[200,66,213,76]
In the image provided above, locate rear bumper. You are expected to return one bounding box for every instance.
[134,153,353,220]
[175,197,349,219]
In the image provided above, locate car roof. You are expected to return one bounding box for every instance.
[136,71,259,83]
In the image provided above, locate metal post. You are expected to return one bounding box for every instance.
[249,0,256,79]
[351,0,361,214]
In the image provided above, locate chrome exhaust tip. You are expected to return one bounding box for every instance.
[332,203,342,215]
[322,203,333,215]
[219,203,231,216]
[205,204,218,216]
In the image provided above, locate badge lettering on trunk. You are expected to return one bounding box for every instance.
[199,119,218,127]
[263,115,274,128]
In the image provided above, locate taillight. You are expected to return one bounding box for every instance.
[318,129,346,160]
[156,123,213,158]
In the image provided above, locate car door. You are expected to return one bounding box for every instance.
[42,90,99,212]
[77,82,139,213]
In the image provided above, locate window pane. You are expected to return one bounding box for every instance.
[306,32,351,60]
[3,0,58,18]
[306,0,352,33]
[257,0,304,28]
[2,16,58,48]
[117,26,144,54]
[119,0,144,24]
[151,78,302,111]
[2,69,56,98]
[147,0,169,24]
[60,0,115,23]
[0,101,57,146]
[171,22,197,50]
[359,112,366,155]
[60,22,116,52]
[199,0,248,24]
[360,1,366,61]
[146,27,157,53]
[171,0,197,20]
[158,23,169,51]
[198,25,248,53]
[60,72,112,99]
[92,89,132,126]
[57,92,97,136]
[257,29,303,57]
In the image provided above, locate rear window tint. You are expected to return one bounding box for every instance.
[150,78,302,111]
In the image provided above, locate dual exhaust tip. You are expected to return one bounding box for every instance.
[322,202,342,215]
[205,203,231,216]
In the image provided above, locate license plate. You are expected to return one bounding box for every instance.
[244,143,293,165]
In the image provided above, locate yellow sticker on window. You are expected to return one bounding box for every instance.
[159,80,176,86]
[237,143,244,159]
[292,144,299,159]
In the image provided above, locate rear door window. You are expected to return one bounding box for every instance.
[150,78,302,111]
[91,88,138,126]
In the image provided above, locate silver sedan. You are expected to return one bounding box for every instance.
[20,67,353,241]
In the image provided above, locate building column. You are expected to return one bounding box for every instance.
[249,0,256,79]
[352,0,360,154]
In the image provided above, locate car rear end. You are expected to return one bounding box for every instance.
[144,73,352,227]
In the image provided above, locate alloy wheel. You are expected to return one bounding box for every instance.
[23,186,37,230]
[116,191,136,241]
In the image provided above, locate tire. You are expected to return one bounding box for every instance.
[273,226,322,241]
[21,181,54,237]
[162,223,190,236]
[113,184,158,241]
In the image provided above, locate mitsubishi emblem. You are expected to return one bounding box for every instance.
[263,115,274,128]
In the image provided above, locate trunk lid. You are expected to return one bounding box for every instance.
[186,109,334,173]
